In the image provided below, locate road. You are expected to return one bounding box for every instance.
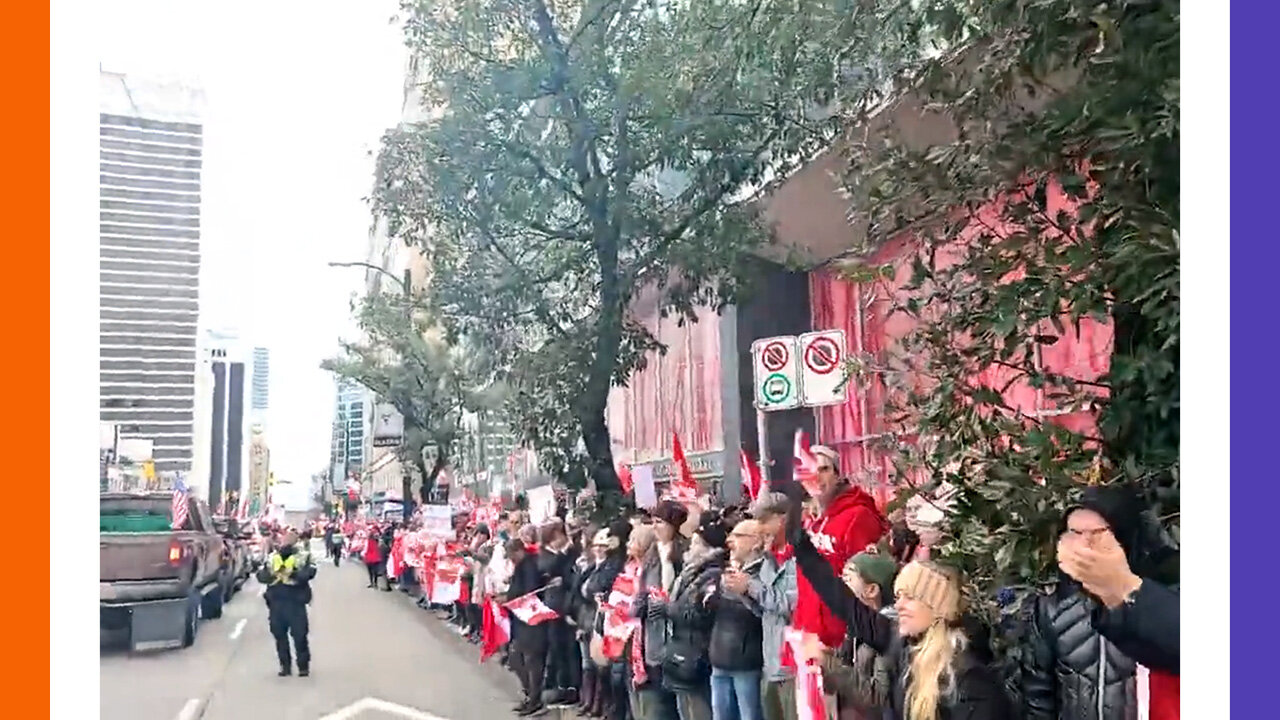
[101,544,523,720]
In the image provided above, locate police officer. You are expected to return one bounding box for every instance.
[256,529,316,677]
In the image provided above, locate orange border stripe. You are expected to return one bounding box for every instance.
[1,3,51,716]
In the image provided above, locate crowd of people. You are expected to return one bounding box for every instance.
[331,444,1180,720]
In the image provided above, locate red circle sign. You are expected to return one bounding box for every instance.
[761,341,789,372]
[804,336,841,374]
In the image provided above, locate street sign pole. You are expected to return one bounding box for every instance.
[756,407,769,487]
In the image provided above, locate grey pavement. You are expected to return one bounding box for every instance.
[101,548,524,720]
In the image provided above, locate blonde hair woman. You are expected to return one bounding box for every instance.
[789,516,1010,719]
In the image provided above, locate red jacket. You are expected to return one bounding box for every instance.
[794,484,887,648]
[364,535,383,563]
[1149,670,1179,720]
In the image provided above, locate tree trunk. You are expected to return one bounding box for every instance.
[579,221,624,496]
[401,472,415,521]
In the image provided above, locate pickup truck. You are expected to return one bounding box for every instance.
[100,492,229,650]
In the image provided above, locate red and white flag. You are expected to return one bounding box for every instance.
[504,592,559,626]
[793,429,822,497]
[600,567,641,659]
[672,432,698,492]
[480,597,510,663]
[740,448,764,501]
[430,561,463,605]
[782,628,827,720]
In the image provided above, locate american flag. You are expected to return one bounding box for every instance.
[171,475,190,530]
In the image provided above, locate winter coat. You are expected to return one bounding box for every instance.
[708,556,765,672]
[1023,582,1139,720]
[748,549,798,681]
[632,537,688,669]
[823,605,898,716]
[576,555,625,632]
[795,482,888,649]
[794,533,1011,720]
[538,544,579,615]
[661,548,727,691]
[506,552,548,645]
[1091,578,1179,676]
[1022,484,1165,720]
[363,535,383,564]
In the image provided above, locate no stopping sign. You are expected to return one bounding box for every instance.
[804,336,841,375]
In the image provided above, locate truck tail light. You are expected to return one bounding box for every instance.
[168,542,183,565]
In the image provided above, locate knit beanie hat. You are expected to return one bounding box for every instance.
[894,561,962,622]
[845,552,898,592]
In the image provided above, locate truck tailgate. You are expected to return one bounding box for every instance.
[100,533,182,582]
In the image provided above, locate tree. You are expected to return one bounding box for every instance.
[837,0,1179,677]
[372,0,921,495]
[323,291,484,509]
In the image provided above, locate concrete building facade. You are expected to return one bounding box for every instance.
[99,70,206,476]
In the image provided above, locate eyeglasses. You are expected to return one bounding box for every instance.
[1063,526,1112,540]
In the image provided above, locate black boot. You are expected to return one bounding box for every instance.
[577,670,596,713]
[278,666,292,677]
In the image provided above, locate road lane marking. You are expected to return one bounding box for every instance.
[317,697,451,720]
[229,618,248,640]
[175,698,202,720]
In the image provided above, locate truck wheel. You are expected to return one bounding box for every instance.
[201,584,224,619]
[181,601,198,648]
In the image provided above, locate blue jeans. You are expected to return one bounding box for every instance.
[710,668,763,720]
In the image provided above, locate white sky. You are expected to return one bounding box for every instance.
[99,1,408,506]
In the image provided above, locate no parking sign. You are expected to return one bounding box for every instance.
[751,337,801,410]
[799,330,849,406]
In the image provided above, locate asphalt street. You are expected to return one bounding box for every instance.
[101,543,524,720]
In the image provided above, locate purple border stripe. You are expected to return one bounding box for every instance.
[1233,2,1277,714]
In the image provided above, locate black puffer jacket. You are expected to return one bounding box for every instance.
[1023,484,1152,720]
[661,548,726,691]
[708,556,764,671]
[1023,582,1138,720]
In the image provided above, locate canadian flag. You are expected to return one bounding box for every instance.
[671,432,699,493]
[600,568,641,659]
[740,448,764,501]
[504,592,559,626]
[480,597,510,663]
[782,628,827,720]
[793,429,822,497]
[430,561,463,605]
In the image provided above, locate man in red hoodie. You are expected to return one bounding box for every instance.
[793,445,888,652]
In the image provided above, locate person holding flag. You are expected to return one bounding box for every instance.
[504,537,552,716]
[255,528,317,677]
